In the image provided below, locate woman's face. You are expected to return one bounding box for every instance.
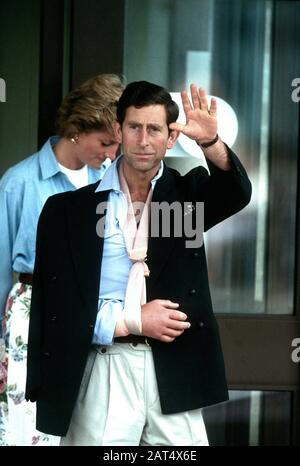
[74,130,120,169]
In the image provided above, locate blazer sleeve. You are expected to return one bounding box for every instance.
[191,146,252,231]
[25,196,57,401]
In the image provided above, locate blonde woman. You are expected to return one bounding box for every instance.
[0,73,124,445]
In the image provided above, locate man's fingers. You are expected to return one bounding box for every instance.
[209,97,217,116]
[163,328,184,338]
[190,84,200,110]
[169,309,187,320]
[181,90,192,114]
[160,322,191,342]
[161,335,176,343]
[167,320,191,331]
[160,300,179,309]
[169,122,186,133]
[198,87,208,110]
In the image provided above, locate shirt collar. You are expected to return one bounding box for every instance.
[38,136,61,180]
[97,158,111,180]
[95,155,164,193]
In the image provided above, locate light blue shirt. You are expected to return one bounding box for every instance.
[92,156,163,346]
[0,136,109,329]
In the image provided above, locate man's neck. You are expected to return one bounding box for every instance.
[122,163,158,203]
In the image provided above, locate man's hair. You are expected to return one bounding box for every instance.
[117,81,179,126]
[55,74,125,138]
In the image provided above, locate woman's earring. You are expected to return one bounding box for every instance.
[70,135,79,144]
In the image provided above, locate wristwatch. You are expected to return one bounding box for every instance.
[198,134,219,148]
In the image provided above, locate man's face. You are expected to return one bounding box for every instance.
[116,105,178,176]
[75,130,119,169]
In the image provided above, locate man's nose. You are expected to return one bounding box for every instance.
[139,128,149,146]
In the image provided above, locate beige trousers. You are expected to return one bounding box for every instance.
[60,342,208,446]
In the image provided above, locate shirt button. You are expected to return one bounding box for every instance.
[193,251,199,258]
[189,289,196,295]
[51,275,57,281]
[100,348,107,354]
[198,321,205,328]
[43,351,51,357]
[50,315,57,322]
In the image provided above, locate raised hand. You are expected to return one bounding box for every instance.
[169,84,217,145]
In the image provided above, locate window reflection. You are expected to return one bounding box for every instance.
[202,390,292,446]
[124,0,298,314]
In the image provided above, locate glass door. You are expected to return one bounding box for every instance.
[123,0,300,445]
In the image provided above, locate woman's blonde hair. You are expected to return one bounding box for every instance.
[55,74,125,138]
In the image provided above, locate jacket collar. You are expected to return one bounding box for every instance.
[66,188,109,313]
[147,164,178,288]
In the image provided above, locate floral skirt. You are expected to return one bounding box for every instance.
[0,282,60,446]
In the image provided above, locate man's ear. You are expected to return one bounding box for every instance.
[113,121,122,144]
[167,129,179,149]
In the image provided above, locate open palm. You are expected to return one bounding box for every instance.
[169,85,217,144]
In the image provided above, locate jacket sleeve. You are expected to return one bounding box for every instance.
[25,196,56,401]
[192,146,252,231]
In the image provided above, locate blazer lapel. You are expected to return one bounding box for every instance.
[67,188,110,314]
[147,165,178,288]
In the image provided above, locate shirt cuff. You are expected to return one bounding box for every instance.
[92,299,123,346]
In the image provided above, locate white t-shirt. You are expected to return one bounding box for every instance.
[58,163,89,189]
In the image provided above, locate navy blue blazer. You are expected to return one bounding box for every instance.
[26,150,251,436]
